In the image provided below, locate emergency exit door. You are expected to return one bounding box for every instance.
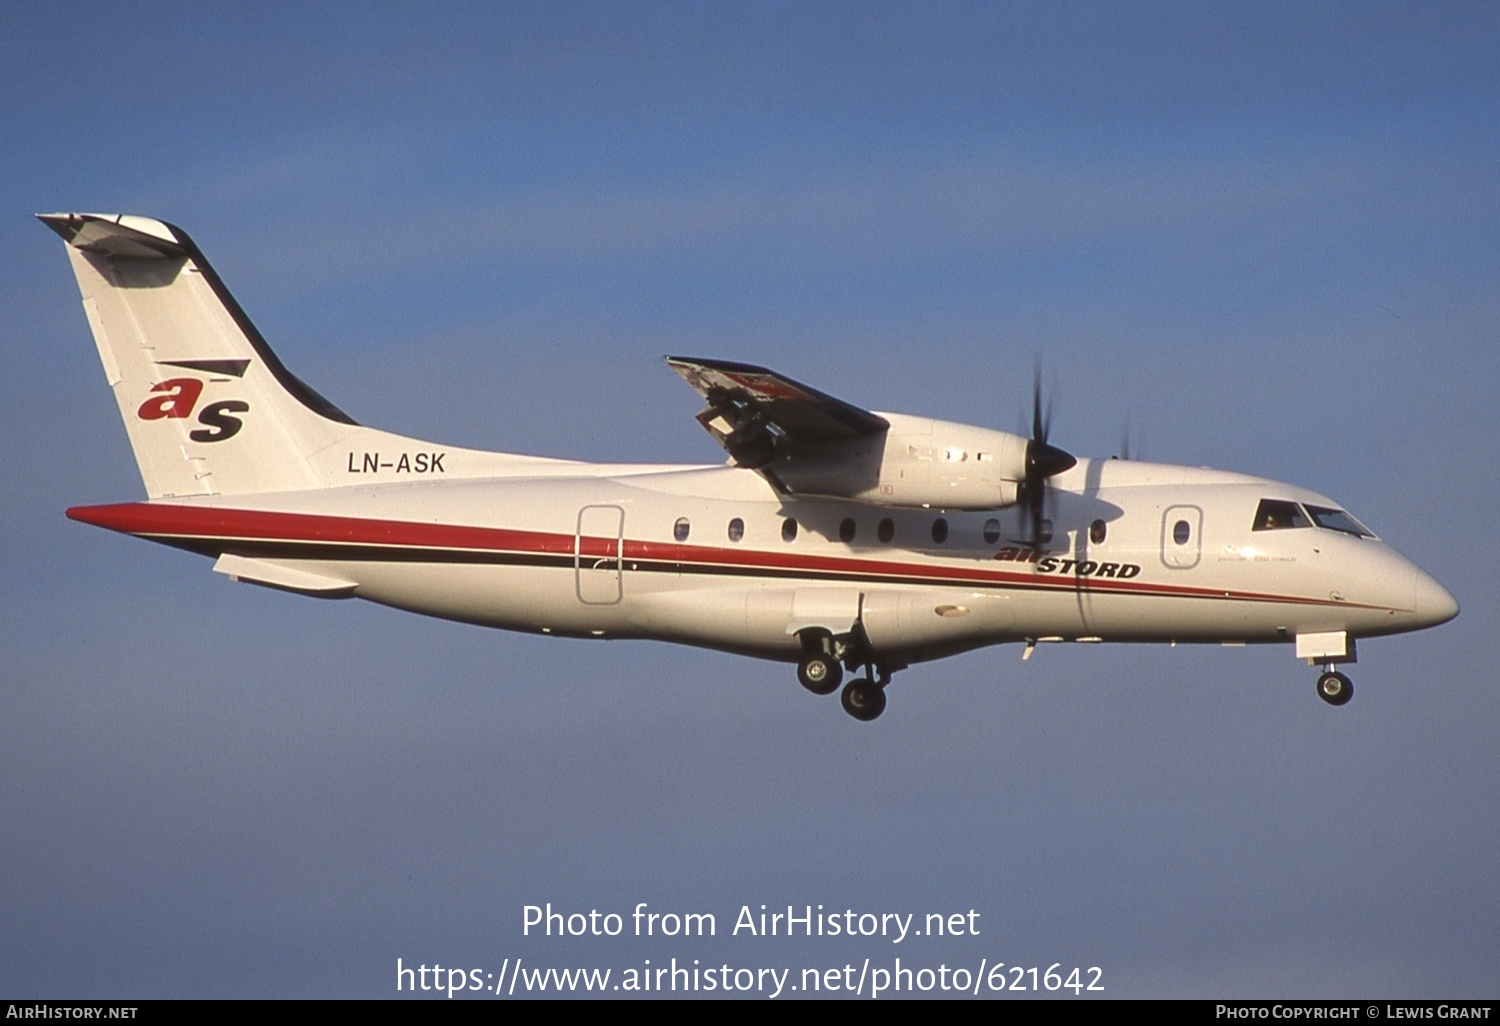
[575,505,624,604]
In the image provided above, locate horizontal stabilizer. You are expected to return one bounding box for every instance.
[38,213,188,260]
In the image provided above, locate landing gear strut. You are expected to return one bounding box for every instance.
[1316,667,1353,707]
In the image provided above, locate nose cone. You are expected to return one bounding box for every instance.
[1413,568,1459,629]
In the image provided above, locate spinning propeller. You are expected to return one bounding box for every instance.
[1017,367,1076,544]
[1116,419,1145,462]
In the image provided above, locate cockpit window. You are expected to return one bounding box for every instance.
[1252,499,1310,532]
[1305,504,1375,538]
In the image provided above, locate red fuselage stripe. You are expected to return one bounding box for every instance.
[65,501,1369,609]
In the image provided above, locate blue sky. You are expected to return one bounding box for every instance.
[2,1,1497,998]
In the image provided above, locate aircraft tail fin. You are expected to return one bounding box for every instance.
[41,213,359,498]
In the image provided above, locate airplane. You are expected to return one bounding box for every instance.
[41,212,1459,721]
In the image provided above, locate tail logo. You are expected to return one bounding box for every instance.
[137,377,249,443]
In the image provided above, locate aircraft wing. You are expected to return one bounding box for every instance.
[666,357,889,475]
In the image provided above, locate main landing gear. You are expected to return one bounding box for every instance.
[1316,667,1354,707]
[839,676,887,721]
[796,627,898,722]
[796,651,842,695]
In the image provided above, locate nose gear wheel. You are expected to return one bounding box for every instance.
[1316,670,1353,707]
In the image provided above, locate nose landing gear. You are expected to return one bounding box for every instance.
[1316,667,1353,707]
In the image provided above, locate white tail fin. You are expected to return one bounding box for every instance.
[45,213,590,496]
[41,213,366,497]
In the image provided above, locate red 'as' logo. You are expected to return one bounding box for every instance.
[136,377,248,443]
[137,378,204,420]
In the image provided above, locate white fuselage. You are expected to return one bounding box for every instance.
[75,454,1456,668]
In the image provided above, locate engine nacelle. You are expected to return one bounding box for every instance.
[775,413,1030,510]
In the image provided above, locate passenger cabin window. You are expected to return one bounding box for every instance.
[839,518,857,543]
[1305,504,1375,538]
[1038,519,1054,544]
[931,518,949,544]
[673,517,690,542]
[781,518,798,542]
[877,518,895,543]
[1252,499,1311,532]
[983,518,1001,545]
[727,517,744,543]
[1172,519,1191,545]
[1090,519,1107,544]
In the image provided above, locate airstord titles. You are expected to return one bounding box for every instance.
[994,546,1142,579]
